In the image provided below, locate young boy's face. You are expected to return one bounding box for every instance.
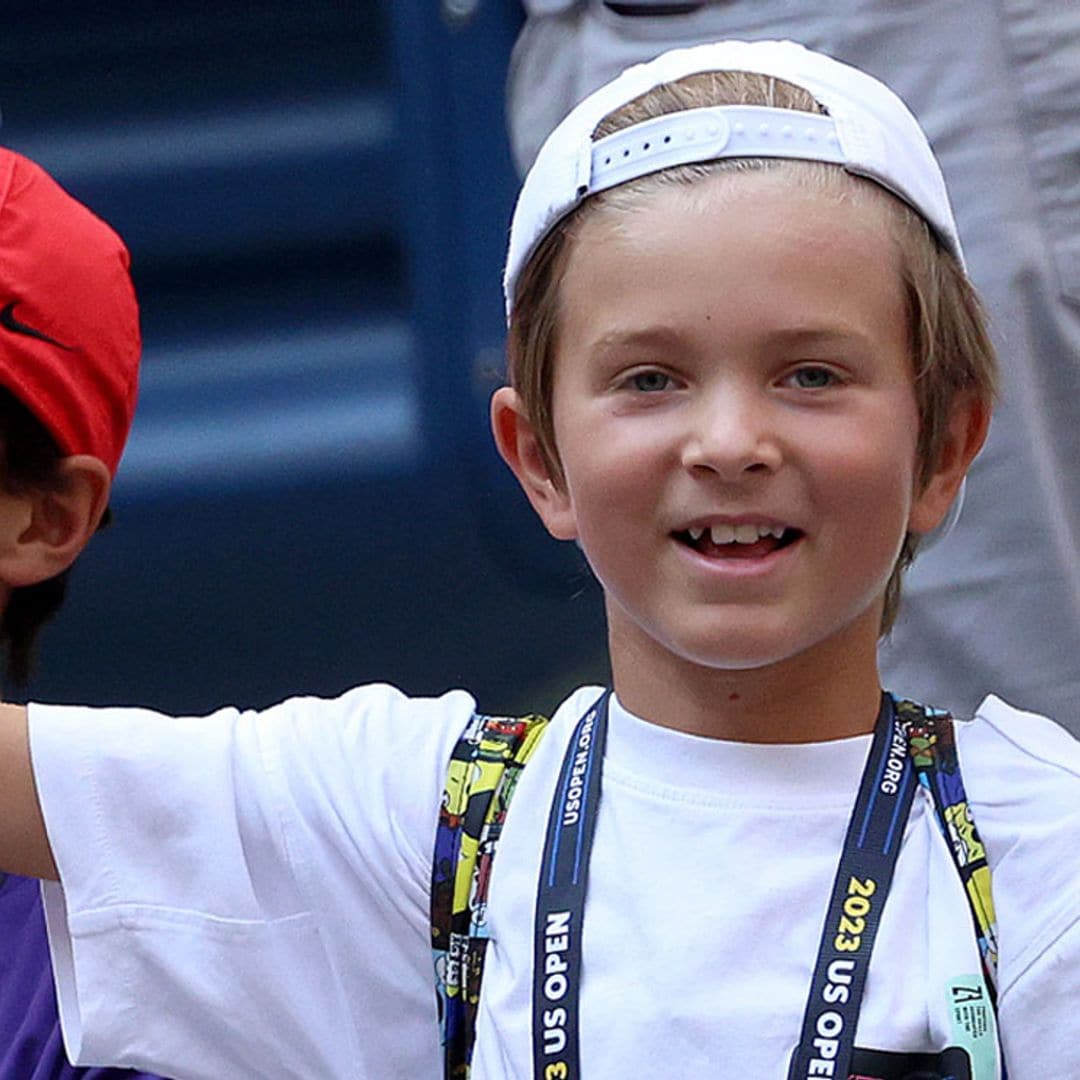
[517,171,956,684]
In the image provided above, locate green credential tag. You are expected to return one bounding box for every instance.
[947,976,999,1080]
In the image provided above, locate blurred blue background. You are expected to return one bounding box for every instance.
[2,1,609,714]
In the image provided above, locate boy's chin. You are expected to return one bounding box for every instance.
[613,619,812,676]
[609,602,885,684]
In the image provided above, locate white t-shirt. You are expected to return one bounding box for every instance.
[29,686,1080,1079]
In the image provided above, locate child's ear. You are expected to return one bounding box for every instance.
[490,387,578,541]
[908,392,991,535]
[0,455,112,588]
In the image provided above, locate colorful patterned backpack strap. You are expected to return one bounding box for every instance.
[895,695,1001,1002]
[431,711,552,1079]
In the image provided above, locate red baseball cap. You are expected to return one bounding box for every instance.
[0,147,140,475]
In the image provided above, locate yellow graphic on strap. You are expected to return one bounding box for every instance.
[944,801,986,865]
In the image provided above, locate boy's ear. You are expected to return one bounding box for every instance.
[908,392,991,535]
[490,387,578,541]
[0,455,112,588]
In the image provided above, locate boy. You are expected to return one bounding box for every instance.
[0,39,1077,1079]
[0,147,158,1079]
[505,0,1080,733]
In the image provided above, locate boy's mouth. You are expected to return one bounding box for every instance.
[674,523,803,560]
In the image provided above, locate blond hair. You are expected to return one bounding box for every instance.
[507,71,998,633]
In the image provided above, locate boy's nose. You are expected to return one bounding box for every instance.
[679,394,781,480]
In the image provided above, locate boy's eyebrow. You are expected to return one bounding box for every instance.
[585,323,878,358]
[587,326,685,356]
[760,325,879,350]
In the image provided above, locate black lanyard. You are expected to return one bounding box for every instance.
[531,692,915,1080]
[787,694,916,1079]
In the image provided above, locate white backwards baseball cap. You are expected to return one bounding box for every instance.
[504,38,964,318]
[503,38,969,547]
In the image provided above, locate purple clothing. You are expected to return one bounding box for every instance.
[0,874,164,1079]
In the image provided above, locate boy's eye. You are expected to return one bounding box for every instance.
[787,366,837,390]
[629,370,674,392]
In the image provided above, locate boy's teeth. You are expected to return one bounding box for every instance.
[710,524,736,545]
[703,523,786,545]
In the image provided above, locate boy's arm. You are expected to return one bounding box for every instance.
[0,703,58,880]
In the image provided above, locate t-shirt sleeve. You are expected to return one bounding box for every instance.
[28,683,475,1079]
[959,696,1080,1077]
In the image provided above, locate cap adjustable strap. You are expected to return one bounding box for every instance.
[585,106,844,197]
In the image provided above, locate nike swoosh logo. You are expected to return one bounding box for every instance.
[0,301,75,351]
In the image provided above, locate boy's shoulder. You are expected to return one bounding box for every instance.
[954,694,1080,831]
[954,694,1079,843]
[959,694,1080,783]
